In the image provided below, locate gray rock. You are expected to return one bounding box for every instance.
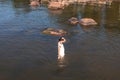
[68,17,79,25]
[79,18,97,26]
[30,1,40,6]
[48,2,64,10]
[42,28,67,36]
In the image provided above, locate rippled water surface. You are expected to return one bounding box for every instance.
[0,0,120,80]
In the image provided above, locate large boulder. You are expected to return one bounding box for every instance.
[48,2,64,9]
[79,18,97,26]
[68,17,79,25]
[42,28,67,36]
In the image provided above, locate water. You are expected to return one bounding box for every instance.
[0,0,120,80]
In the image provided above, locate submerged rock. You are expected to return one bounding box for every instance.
[68,17,79,25]
[79,18,97,26]
[42,28,67,36]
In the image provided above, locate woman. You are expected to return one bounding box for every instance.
[58,37,66,60]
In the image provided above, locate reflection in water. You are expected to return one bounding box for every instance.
[99,5,107,40]
[58,55,66,68]
[55,55,66,75]
[29,5,41,10]
[49,9,63,15]
[119,4,120,20]
[12,0,31,14]
[13,0,29,8]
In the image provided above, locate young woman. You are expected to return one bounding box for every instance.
[58,37,66,60]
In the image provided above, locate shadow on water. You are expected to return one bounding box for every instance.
[54,57,67,76]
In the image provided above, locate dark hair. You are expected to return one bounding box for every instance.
[58,37,64,41]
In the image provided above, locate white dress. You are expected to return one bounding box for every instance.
[58,42,65,59]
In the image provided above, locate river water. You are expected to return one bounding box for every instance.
[0,0,120,80]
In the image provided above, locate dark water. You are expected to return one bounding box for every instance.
[0,0,120,80]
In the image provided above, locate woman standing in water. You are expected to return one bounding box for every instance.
[58,37,66,60]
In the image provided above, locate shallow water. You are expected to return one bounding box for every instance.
[0,0,120,80]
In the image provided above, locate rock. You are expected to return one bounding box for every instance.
[68,17,79,25]
[61,1,69,6]
[48,2,64,10]
[30,1,40,6]
[79,18,97,26]
[42,28,67,36]
[98,1,106,5]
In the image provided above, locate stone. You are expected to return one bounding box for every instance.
[79,18,97,26]
[48,2,64,9]
[30,1,40,6]
[42,28,67,36]
[68,17,79,25]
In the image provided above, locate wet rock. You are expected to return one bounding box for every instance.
[48,2,64,9]
[42,28,67,36]
[61,1,69,6]
[79,18,97,26]
[30,1,40,6]
[98,1,106,5]
[68,17,79,25]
